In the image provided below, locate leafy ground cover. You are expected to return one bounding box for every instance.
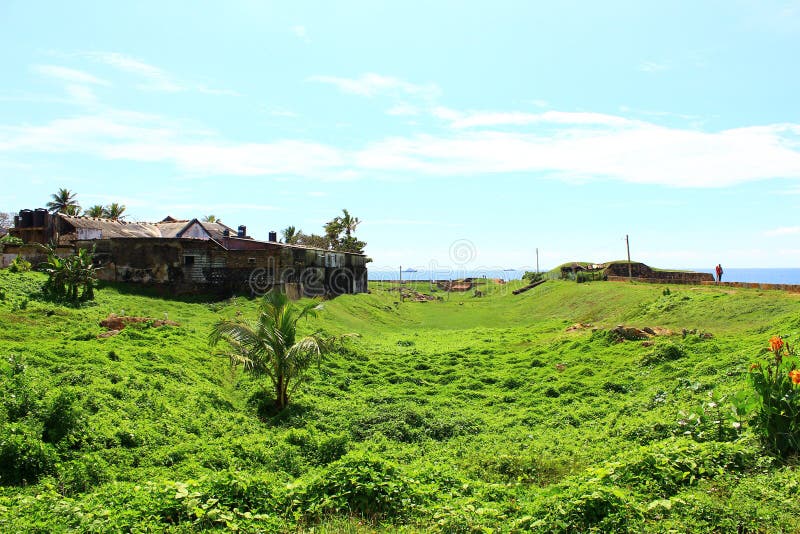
[1,270,800,532]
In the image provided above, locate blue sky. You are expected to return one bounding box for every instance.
[2,1,800,270]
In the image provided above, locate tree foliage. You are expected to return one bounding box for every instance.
[209,291,354,412]
[41,246,98,303]
[103,203,127,221]
[84,205,105,218]
[46,188,80,215]
[287,209,366,254]
[0,212,11,236]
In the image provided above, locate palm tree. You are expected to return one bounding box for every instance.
[202,215,218,223]
[103,203,127,221]
[85,205,105,218]
[282,225,299,244]
[46,188,80,214]
[209,291,354,412]
[340,209,361,238]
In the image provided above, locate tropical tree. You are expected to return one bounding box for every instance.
[41,245,97,303]
[340,209,361,238]
[282,225,300,245]
[84,205,105,218]
[324,217,343,249]
[298,233,330,250]
[46,188,80,214]
[202,215,218,223]
[323,209,366,254]
[103,203,127,221]
[209,291,354,412]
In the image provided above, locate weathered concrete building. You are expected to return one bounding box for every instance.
[8,211,368,296]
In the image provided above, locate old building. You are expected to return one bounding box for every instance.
[8,210,369,296]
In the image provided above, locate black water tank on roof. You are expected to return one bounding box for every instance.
[268,231,277,242]
[237,225,246,237]
[19,209,33,227]
[13,215,20,228]
[33,208,47,227]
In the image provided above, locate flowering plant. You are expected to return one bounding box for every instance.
[748,336,800,456]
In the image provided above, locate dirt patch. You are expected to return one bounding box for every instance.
[566,323,595,332]
[99,313,180,332]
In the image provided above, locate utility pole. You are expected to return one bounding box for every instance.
[626,235,632,281]
[399,266,403,302]
[536,248,539,274]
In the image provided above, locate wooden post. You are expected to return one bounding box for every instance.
[399,266,403,302]
[626,235,632,281]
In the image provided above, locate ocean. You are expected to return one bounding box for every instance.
[689,268,800,285]
[368,268,800,285]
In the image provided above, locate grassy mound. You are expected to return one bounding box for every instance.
[1,271,799,531]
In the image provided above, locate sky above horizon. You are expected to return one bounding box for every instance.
[2,1,800,270]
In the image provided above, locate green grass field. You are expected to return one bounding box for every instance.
[1,271,800,532]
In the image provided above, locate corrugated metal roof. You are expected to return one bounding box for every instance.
[59,215,234,240]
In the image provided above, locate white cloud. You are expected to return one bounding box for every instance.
[386,103,419,116]
[3,101,800,188]
[291,25,308,39]
[639,60,669,72]
[32,65,110,86]
[765,226,800,237]
[268,109,298,118]
[309,73,441,99]
[82,52,239,96]
[85,52,182,92]
[448,110,637,129]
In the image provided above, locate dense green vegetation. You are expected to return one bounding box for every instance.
[1,271,800,532]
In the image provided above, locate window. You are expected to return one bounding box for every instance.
[248,258,256,265]
[184,255,196,266]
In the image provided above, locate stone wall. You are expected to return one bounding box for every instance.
[605,262,713,284]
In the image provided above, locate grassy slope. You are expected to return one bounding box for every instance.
[1,272,800,532]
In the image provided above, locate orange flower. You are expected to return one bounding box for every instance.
[750,363,761,371]
[770,336,784,353]
[790,369,800,385]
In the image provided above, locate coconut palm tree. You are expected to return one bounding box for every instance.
[103,203,127,221]
[202,215,218,223]
[209,291,354,412]
[340,209,361,238]
[46,188,80,214]
[85,205,105,218]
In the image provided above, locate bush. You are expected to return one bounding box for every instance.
[42,388,84,446]
[288,451,424,519]
[0,234,23,250]
[0,423,58,485]
[525,482,637,532]
[746,336,800,456]
[642,343,687,365]
[7,257,31,273]
[522,271,544,282]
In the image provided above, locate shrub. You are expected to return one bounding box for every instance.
[7,257,31,273]
[0,234,23,250]
[288,451,424,519]
[746,336,800,456]
[525,482,637,532]
[642,343,687,365]
[41,388,84,446]
[3,354,38,422]
[0,423,58,485]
